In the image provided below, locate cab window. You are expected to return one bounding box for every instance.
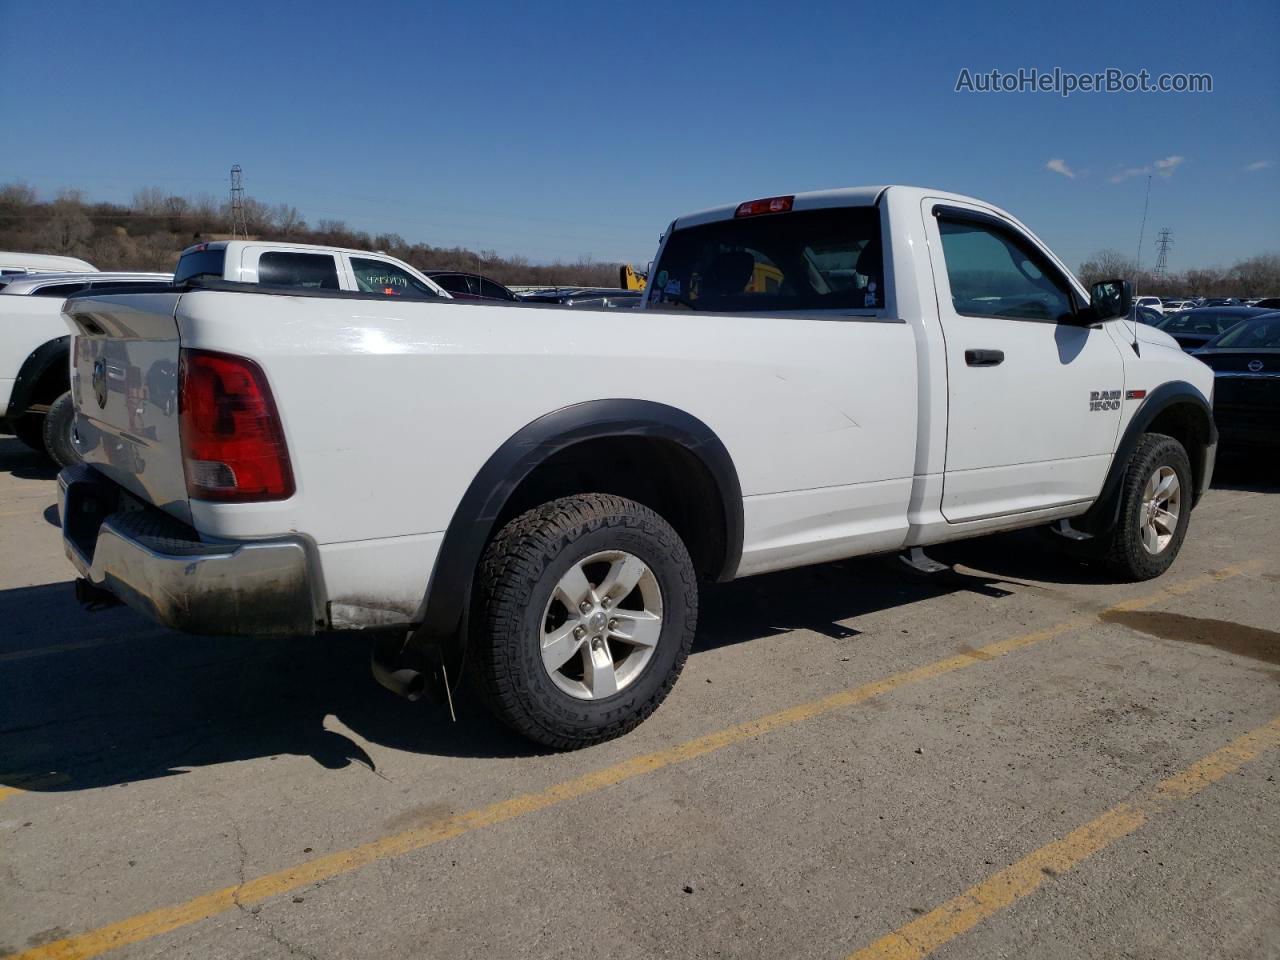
[350,258,440,298]
[937,217,1075,322]
[257,252,340,290]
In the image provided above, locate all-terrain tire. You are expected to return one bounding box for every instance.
[472,494,698,750]
[1097,432,1193,581]
[42,391,80,468]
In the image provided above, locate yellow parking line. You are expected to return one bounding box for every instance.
[10,561,1260,960]
[846,714,1280,960]
[0,773,71,802]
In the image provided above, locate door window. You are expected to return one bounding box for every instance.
[937,217,1075,323]
[350,258,441,298]
[257,252,340,290]
[479,278,513,300]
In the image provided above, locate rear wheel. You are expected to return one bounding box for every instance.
[472,493,698,749]
[1098,433,1192,581]
[42,391,80,468]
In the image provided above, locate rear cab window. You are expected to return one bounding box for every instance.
[174,248,227,284]
[257,252,340,290]
[649,206,884,312]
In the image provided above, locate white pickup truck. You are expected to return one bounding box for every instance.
[58,185,1216,748]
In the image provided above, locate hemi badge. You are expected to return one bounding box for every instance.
[1126,389,1147,400]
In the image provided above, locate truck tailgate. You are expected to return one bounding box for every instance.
[63,292,192,525]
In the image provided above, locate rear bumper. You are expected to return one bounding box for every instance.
[58,464,323,636]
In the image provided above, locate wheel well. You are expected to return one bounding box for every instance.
[11,341,70,417]
[29,354,70,406]
[493,436,730,580]
[1147,402,1212,494]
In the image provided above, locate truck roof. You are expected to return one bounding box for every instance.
[0,251,98,273]
[0,271,171,295]
[669,185,1020,231]
[179,239,406,258]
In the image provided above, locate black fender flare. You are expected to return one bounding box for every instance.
[1078,380,1216,535]
[4,335,70,419]
[415,399,744,641]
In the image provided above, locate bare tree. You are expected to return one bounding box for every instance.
[0,182,37,207]
[1077,249,1138,287]
[274,204,306,237]
[132,187,168,215]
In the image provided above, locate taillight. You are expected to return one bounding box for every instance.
[178,349,294,502]
[735,195,794,217]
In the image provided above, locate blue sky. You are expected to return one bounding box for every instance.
[2,0,1276,271]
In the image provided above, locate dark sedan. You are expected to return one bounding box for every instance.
[425,271,521,301]
[1156,307,1274,351]
[1194,312,1280,449]
[520,288,641,308]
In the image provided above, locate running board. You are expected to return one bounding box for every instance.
[897,547,951,575]
[1049,519,1094,541]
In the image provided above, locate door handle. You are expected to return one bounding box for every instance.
[965,349,1004,367]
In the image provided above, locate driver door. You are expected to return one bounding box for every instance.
[923,200,1126,522]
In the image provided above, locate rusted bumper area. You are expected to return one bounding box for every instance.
[57,464,323,637]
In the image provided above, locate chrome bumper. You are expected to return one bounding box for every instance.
[58,465,323,636]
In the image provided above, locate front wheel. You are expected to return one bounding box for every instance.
[472,494,698,749]
[1099,433,1193,581]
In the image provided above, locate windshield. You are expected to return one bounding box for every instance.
[649,207,883,312]
[1212,313,1280,348]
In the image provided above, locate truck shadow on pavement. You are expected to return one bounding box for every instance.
[0,436,59,480]
[0,552,1040,789]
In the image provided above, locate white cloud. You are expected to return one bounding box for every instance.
[1245,159,1275,172]
[1046,158,1075,179]
[1109,155,1185,183]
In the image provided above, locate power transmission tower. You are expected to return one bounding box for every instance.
[229,164,248,238]
[1153,228,1173,278]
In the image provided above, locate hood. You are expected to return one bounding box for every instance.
[1134,323,1180,350]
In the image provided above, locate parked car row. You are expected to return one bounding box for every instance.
[1191,312,1280,450]
[1137,294,1279,311]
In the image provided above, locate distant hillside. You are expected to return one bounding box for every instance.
[0,183,625,287]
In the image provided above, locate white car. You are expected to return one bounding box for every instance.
[1134,295,1164,314]
[172,240,451,298]
[0,251,97,277]
[58,185,1217,748]
[1,271,171,463]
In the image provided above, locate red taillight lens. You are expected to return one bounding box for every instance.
[178,349,294,502]
[734,195,794,217]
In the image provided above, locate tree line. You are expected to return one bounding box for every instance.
[0,183,625,287]
[1077,248,1279,298]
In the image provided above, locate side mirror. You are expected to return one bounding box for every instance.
[1089,278,1132,322]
